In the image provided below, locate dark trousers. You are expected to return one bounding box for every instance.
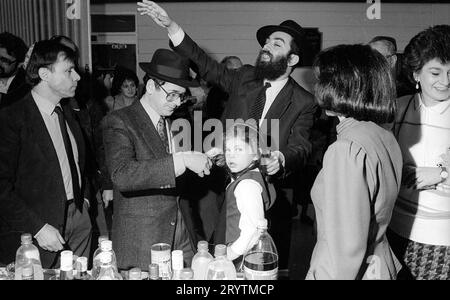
[173,208,195,268]
[63,201,93,262]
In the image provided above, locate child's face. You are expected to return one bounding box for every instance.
[225,138,258,173]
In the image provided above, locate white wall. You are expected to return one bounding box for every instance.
[91,2,450,92]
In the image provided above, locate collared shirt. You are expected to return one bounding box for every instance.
[261,78,289,124]
[0,75,15,94]
[140,98,175,154]
[31,90,81,201]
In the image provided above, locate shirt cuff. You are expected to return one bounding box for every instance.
[34,223,49,239]
[168,26,185,47]
[173,152,187,177]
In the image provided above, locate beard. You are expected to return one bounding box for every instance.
[254,50,289,81]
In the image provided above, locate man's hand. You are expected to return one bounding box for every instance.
[35,224,65,252]
[137,1,174,30]
[403,165,442,190]
[263,151,284,176]
[183,152,212,177]
[102,190,114,208]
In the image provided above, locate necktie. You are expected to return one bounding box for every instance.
[157,117,170,153]
[54,106,83,211]
[249,82,271,121]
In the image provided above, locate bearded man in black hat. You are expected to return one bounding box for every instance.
[138,1,317,272]
[102,48,212,270]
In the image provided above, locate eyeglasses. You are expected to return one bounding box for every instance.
[155,81,193,105]
[0,57,17,65]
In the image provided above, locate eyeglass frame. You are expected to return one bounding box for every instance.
[154,81,195,105]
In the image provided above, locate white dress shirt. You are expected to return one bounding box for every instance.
[31,90,81,201]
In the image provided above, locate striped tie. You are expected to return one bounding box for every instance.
[249,82,271,121]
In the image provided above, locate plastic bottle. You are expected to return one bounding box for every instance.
[96,252,122,280]
[191,241,214,280]
[206,244,237,280]
[243,219,278,280]
[91,236,109,277]
[92,240,117,279]
[14,233,44,280]
[171,250,184,280]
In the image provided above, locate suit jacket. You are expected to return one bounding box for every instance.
[0,93,89,268]
[102,101,199,271]
[307,118,403,280]
[0,68,31,110]
[173,33,317,242]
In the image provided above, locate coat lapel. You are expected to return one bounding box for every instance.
[264,78,294,121]
[132,101,167,155]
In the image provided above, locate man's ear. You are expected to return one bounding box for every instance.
[288,54,300,67]
[38,67,50,83]
[146,79,156,95]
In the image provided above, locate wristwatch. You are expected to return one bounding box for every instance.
[438,164,449,181]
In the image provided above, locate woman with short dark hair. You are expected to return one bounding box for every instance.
[306,44,403,280]
[104,66,139,112]
[388,25,450,280]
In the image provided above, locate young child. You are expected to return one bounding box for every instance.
[221,122,276,261]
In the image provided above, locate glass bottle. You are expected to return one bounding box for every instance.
[179,268,194,280]
[171,250,184,280]
[74,257,92,280]
[191,241,214,280]
[206,244,237,280]
[14,233,44,280]
[148,264,160,280]
[128,267,141,280]
[60,250,74,280]
[243,219,278,280]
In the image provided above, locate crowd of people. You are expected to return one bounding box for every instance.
[0,0,448,280]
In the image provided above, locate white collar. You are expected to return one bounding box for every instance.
[31,90,60,116]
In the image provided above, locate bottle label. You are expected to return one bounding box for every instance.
[243,266,278,280]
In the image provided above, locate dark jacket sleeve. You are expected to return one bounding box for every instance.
[0,110,45,235]
[173,33,243,95]
[102,112,177,192]
[282,97,316,177]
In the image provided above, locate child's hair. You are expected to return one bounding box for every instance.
[224,122,261,157]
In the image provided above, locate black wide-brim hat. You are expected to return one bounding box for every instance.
[139,49,199,88]
[256,20,305,51]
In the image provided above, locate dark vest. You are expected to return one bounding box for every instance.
[224,170,275,244]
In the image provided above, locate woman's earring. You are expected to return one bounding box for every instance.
[415,80,420,90]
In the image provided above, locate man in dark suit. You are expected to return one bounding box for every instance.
[139,1,317,271]
[0,40,92,268]
[103,49,212,271]
[0,32,30,109]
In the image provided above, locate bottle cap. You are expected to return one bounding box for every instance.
[179,268,194,280]
[171,250,184,271]
[149,264,159,279]
[100,240,112,251]
[99,252,112,264]
[20,233,32,244]
[60,250,73,271]
[214,244,227,257]
[128,268,141,280]
[257,219,268,230]
[98,235,108,245]
[197,241,209,251]
[76,257,88,272]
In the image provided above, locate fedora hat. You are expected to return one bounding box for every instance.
[256,20,305,50]
[139,49,199,87]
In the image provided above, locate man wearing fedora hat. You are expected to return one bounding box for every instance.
[138,1,317,272]
[102,48,212,270]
